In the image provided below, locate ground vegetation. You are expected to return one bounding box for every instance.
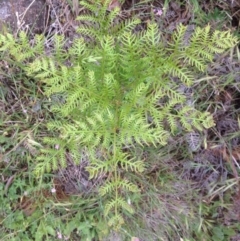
[0,0,240,240]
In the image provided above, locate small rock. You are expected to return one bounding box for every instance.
[0,0,47,34]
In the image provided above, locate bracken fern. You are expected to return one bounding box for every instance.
[0,0,237,228]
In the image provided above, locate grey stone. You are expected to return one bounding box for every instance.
[0,0,47,34]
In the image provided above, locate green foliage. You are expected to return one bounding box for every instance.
[187,199,239,241]
[194,7,230,28]
[0,187,105,240]
[0,0,238,229]
[163,0,200,14]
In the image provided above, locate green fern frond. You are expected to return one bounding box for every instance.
[107,214,124,229]
[77,26,99,40]
[212,30,237,49]
[78,0,121,41]
[99,181,116,197]
[79,0,101,14]
[99,179,139,196]
[167,115,178,134]
[119,179,140,193]
[170,24,188,50]
[52,35,66,59]
[34,34,45,53]
[125,82,150,104]
[105,197,134,217]
[35,149,58,174]
[183,51,206,71]
[46,121,65,131]
[142,22,161,46]
[192,111,215,130]
[69,38,87,57]
[102,74,119,98]
[27,57,57,78]
[119,114,168,146]
[104,7,121,28]
[117,198,134,214]
[34,137,71,174]
[191,24,210,47]
[167,64,194,86]
[76,14,99,24]
[164,87,186,102]
[97,36,116,71]
[104,199,116,217]
[34,162,48,177]
[113,18,141,37]
[0,33,15,50]
[86,158,111,179]
[194,48,213,62]
[59,110,115,148]
[15,32,34,61]
[118,158,145,173]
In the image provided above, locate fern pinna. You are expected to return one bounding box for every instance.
[0,0,237,228]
